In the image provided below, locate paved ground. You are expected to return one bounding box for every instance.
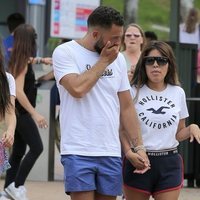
[0,180,200,200]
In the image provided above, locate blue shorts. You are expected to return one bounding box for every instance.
[61,155,122,196]
[123,148,184,196]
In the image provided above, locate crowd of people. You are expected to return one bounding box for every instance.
[0,13,51,200]
[0,5,200,200]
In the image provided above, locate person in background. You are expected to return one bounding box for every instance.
[0,38,16,199]
[1,24,49,200]
[53,6,149,200]
[180,9,200,186]
[3,12,52,70]
[121,40,200,200]
[145,31,158,43]
[179,7,200,46]
[3,13,25,65]
[121,23,145,81]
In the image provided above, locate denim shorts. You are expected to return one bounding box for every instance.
[61,155,122,196]
[123,149,183,196]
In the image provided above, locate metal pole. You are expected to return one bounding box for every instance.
[169,0,180,42]
[26,3,46,56]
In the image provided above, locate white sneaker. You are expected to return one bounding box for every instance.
[5,182,28,200]
[0,196,11,200]
[0,191,11,200]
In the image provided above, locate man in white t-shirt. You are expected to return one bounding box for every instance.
[53,6,149,200]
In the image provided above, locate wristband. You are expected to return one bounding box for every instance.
[134,145,146,153]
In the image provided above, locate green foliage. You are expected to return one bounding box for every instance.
[101,0,124,14]
[137,0,170,40]
[102,0,200,41]
[194,0,200,8]
[47,0,200,52]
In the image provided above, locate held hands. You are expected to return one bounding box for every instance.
[189,124,200,144]
[125,149,151,174]
[100,41,120,65]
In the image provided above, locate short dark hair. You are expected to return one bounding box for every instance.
[144,31,158,41]
[7,12,25,33]
[87,6,124,29]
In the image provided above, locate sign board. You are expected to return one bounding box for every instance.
[28,0,46,5]
[50,0,100,39]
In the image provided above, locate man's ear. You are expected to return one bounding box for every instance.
[92,30,99,40]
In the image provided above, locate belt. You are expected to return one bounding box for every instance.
[147,148,178,156]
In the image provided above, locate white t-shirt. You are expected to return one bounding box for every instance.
[131,84,189,151]
[6,72,16,97]
[0,73,15,130]
[121,51,131,70]
[179,23,200,48]
[53,40,130,157]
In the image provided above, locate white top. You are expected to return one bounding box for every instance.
[131,84,189,151]
[53,40,130,157]
[6,72,16,96]
[179,23,200,48]
[121,51,131,70]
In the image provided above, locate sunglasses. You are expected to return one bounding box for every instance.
[34,33,38,39]
[144,56,168,66]
[125,33,141,38]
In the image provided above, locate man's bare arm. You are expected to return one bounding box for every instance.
[60,41,120,98]
[118,90,143,147]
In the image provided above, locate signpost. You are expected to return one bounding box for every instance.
[50,0,100,39]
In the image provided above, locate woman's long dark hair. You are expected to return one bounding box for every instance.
[185,8,199,33]
[131,41,180,101]
[0,39,11,118]
[9,24,37,78]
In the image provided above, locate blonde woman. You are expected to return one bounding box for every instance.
[121,23,146,81]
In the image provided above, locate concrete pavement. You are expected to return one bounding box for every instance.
[0,179,200,200]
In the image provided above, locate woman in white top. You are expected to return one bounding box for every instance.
[121,41,200,200]
[179,8,200,47]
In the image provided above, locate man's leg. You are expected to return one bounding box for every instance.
[95,192,116,200]
[71,191,94,200]
[96,157,122,198]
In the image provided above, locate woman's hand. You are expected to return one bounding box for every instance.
[41,57,52,65]
[127,65,135,82]
[189,124,200,143]
[125,149,150,174]
[31,111,48,129]
[2,129,14,148]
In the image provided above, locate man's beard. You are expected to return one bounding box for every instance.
[94,37,104,54]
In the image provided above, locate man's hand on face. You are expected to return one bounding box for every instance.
[100,41,120,65]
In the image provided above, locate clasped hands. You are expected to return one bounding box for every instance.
[125,148,151,174]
